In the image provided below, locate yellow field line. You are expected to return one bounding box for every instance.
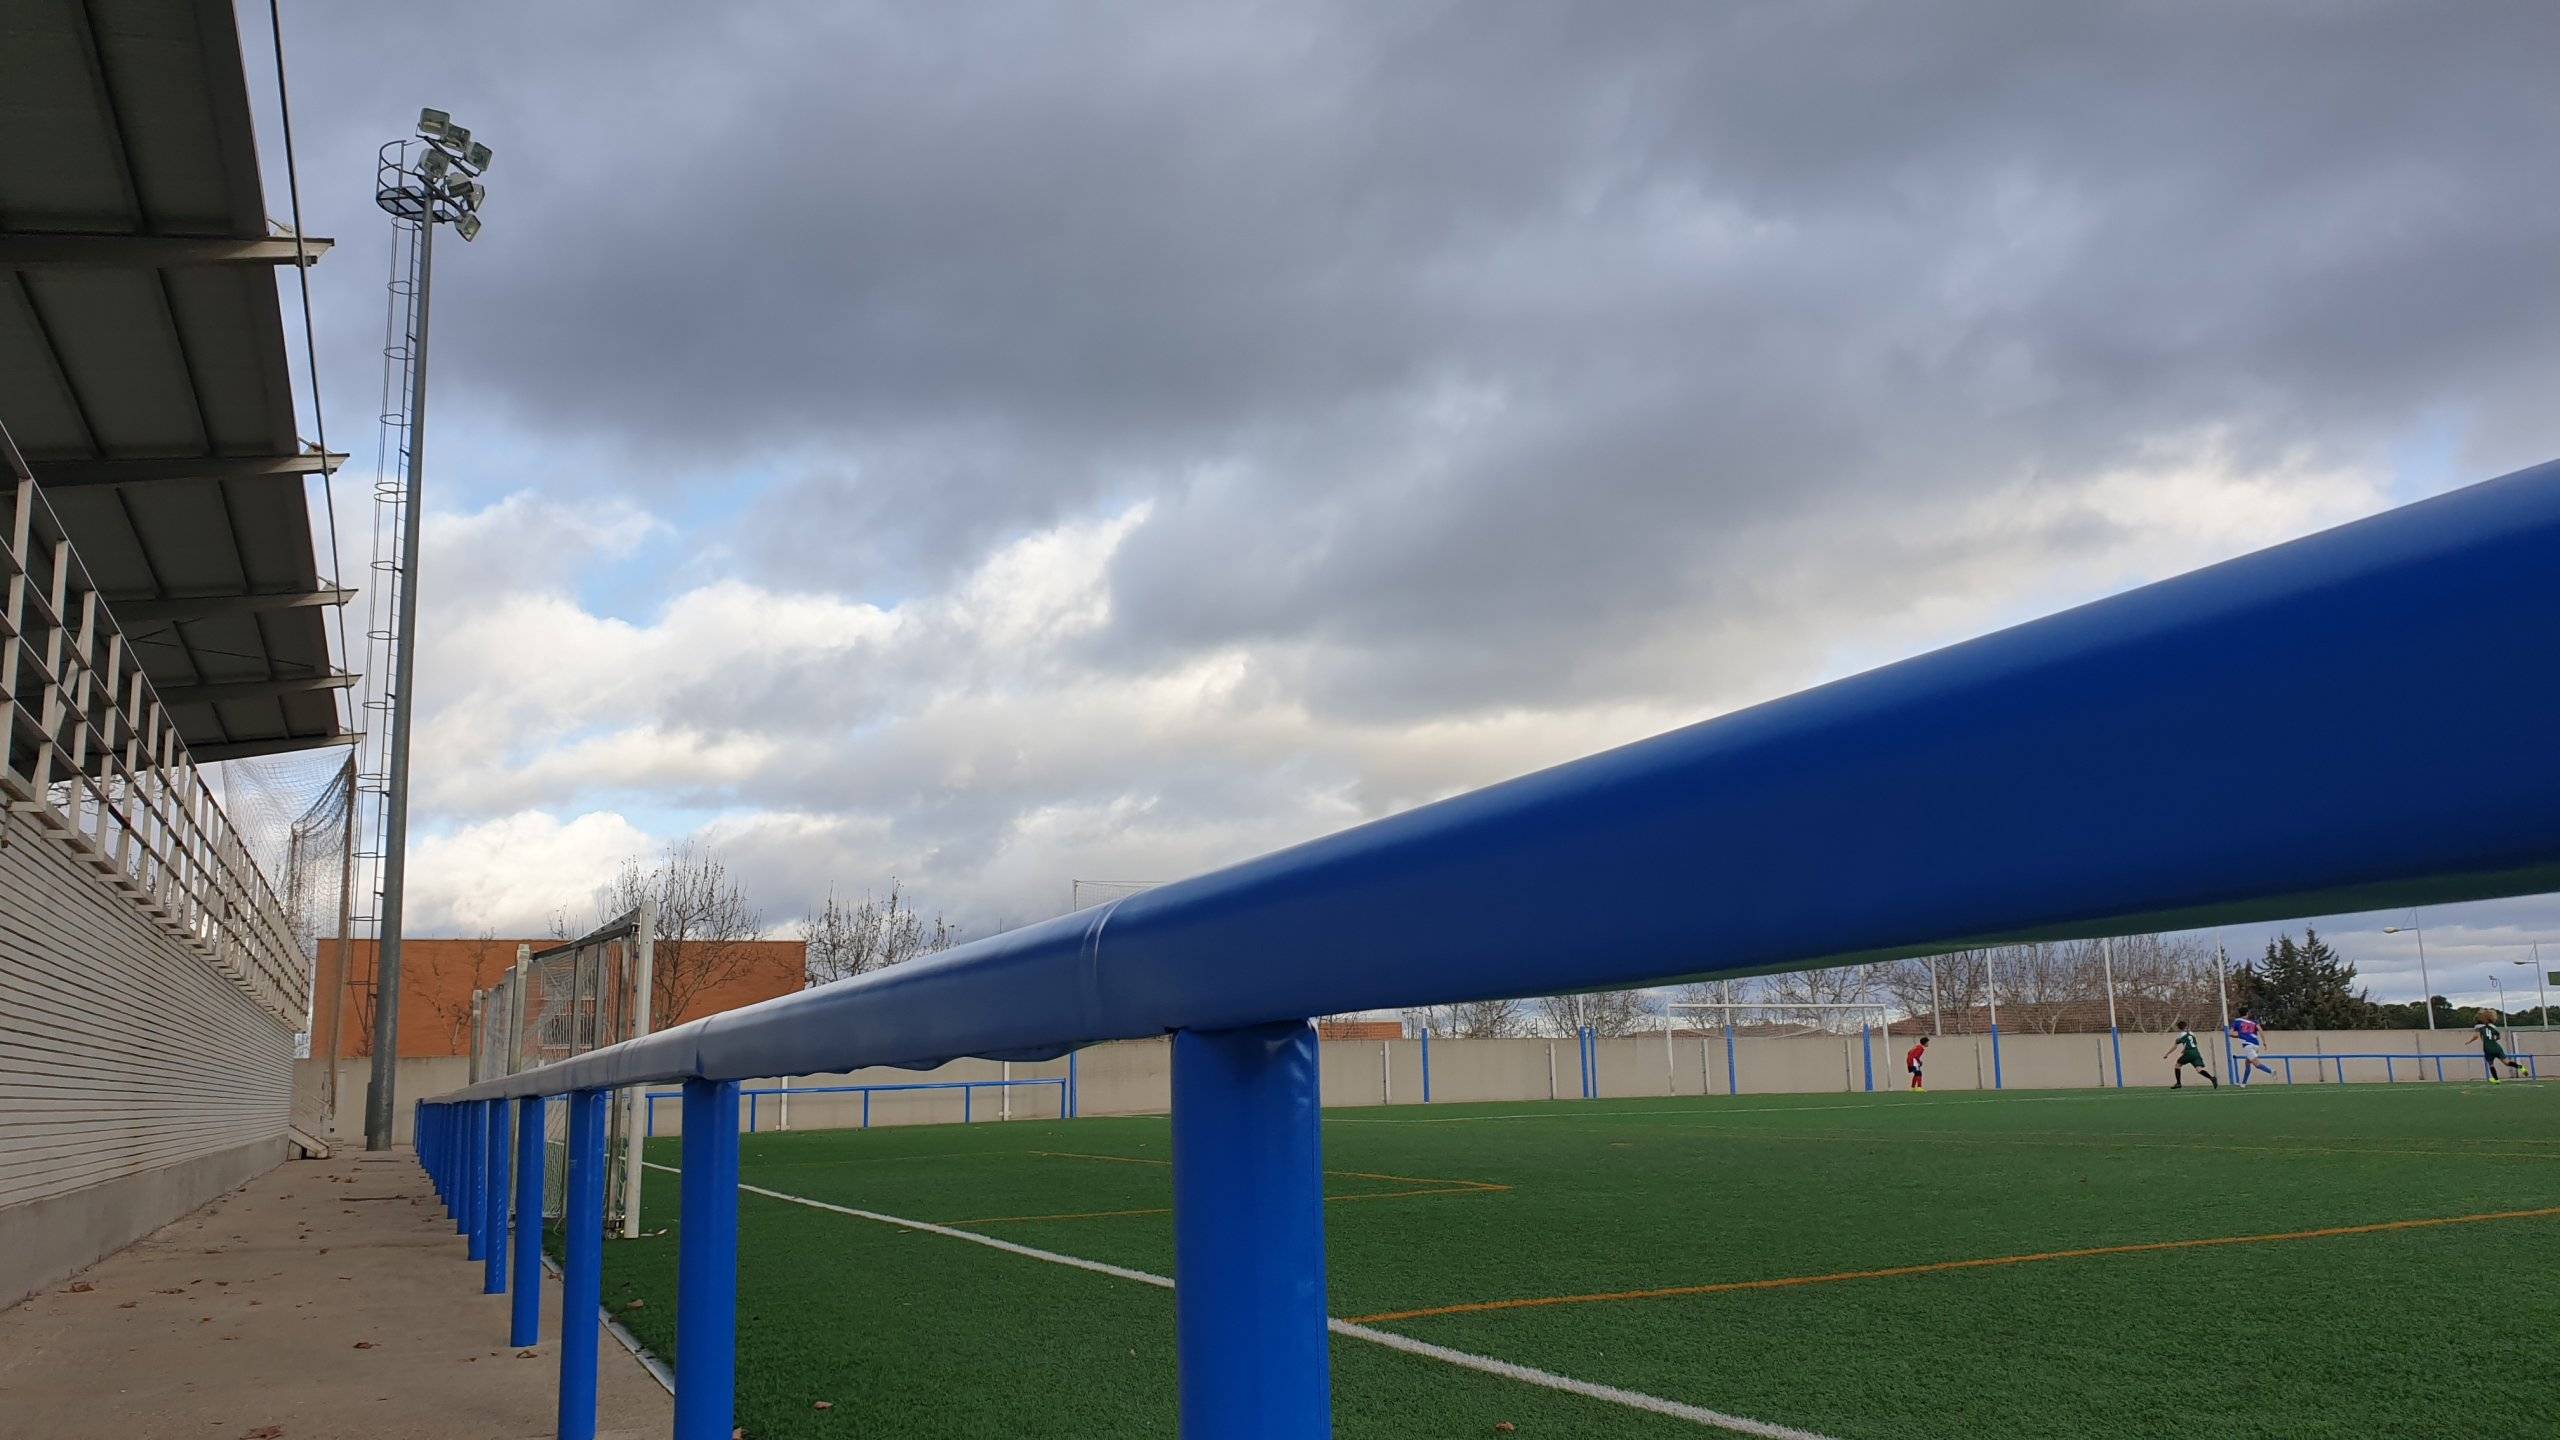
[1348,1205,2560,1324]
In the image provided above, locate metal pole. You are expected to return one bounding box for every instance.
[319,754,358,1129]
[1420,1028,1432,1104]
[364,215,433,1152]
[558,1089,607,1440]
[2536,943,2550,1032]
[1986,950,2004,1090]
[675,1078,741,1440]
[2103,937,2122,1089]
[1170,1022,1330,1434]
[621,899,655,1240]
[510,1094,542,1346]
[1928,959,1943,1036]
[2215,940,2234,1085]
[2415,914,2435,1029]
[482,1098,509,1294]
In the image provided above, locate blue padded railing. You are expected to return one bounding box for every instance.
[419,458,2560,1440]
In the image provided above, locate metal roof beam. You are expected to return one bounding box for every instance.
[28,452,345,488]
[0,232,335,268]
[186,732,362,764]
[111,587,353,623]
[157,673,357,706]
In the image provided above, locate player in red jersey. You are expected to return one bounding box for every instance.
[1906,1035,1930,1091]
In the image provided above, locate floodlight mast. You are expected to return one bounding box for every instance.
[361,110,492,1151]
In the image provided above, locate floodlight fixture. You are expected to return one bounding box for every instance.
[464,141,494,173]
[419,147,451,179]
[443,123,472,151]
[449,180,486,212]
[419,107,451,138]
[455,213,482,242]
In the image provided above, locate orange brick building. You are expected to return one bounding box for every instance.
[319,936,808,1060]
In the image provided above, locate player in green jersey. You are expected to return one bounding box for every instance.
[2162,1021,2218,1089]
[2465,1010,2533,1083]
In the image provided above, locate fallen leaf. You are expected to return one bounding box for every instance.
[1494,1426,1516,1435]
[117,1301,137,1309]
[516,1348,539,1359]
[813,1401,833,1411]
[65,1281,96,1293]
[244,1428,287,1439]
[351,1341,375,1350]
[623,1299,645,1310]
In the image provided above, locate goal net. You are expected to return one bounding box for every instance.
[472,903,655,1238]
[1669,1000,1892,1039]
[1068,879,1160,912]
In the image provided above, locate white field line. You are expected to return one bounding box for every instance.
[641,1161,1839,1440]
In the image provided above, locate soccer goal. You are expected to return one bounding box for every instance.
[471,902,656,1238]
[1668,1000,1897,1093]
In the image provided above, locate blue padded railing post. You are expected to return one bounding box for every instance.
[1989,1024,2005,1090]
[2110,1028,2124,1088]
[1421,1028,1433,1104]
[462,1101,483,1247]
[1724,1024,1738,1096]
[559,1089,608,1440]
[1861,1025,1874,1092]
[676,1078,741,1440]
[511,1095,543,1346]
[1170,1021,1331,1435]
[482,1099,510,1294]
[1068,1051,1080,1118]
[964,1085,973,1125]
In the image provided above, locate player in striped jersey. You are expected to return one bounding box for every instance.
[2229,1011,2275,1087]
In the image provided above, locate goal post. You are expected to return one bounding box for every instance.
[476,899,656,1237]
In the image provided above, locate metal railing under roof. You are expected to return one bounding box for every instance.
[1,473,313,1025]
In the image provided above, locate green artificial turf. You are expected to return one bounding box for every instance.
[593,1081,2557,1439]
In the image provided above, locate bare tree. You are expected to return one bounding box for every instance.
[598,841,763,1027]
[1534,989,1656,1037]
[419,929,515,1054]
[1402,996,1529,1038]
[802,880,958,986]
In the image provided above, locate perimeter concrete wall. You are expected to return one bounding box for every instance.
[371,1024,2560,1141]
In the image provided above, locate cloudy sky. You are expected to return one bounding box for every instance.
[238,2,2560,1011]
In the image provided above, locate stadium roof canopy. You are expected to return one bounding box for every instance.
[0,0,354,764]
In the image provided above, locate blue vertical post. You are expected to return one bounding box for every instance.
[1989,1024,2005,1090]
[2109,1027,2125,1088]
[1724,1024,1738,1096]
[861,1091,872,1129]
[559,1089,607,1440]
[1861,1025,1875,1092]
[964,1085,973,1124]
[1068,1051,1081,1117]
[1421,1029,1433,1104]
[511,1095,543,1346]
[676,1079,741,1440]
[646,1094,656,1139]
[1170,1022,1331,1435]
[462,1101,483,1248]
[482,1098,510,1293]
[748,1092,759,1133]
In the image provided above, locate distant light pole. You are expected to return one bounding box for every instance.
[2488,972,2509,1024]
[362,109,491,1151]
[2528,946,2551,1032]
[2382,912,2435,1030]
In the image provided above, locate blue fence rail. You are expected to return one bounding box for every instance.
[642,1077,1072,1136]
[416,460,2560,1439]
[2228,1049,2548,1086]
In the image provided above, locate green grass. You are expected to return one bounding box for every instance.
[596,1081,2558,1439]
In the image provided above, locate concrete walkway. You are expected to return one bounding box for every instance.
[0,1148,671,1440]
